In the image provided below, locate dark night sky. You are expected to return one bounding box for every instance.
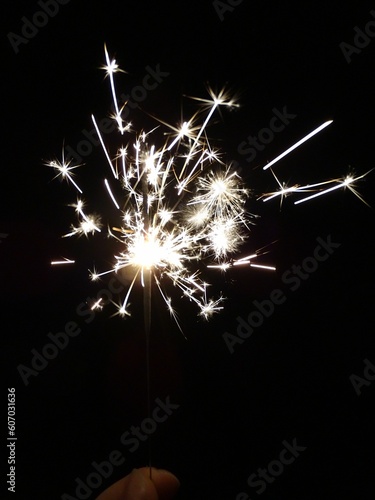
[1,1,375,499]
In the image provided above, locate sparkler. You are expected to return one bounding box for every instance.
[48,45,373,332]
[47,45,372,478]
[49,47,255,331]
[48,49,258,475]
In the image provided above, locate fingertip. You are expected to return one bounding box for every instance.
[123,468,159,500]
[95,466,180,500]
[146,468,181,499]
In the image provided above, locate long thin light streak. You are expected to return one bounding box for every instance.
[263,120,333,170]
[104,179,120,209]
[250,263,276,271]
[92,114,119,179]
[51,258,75,265]
[295,170,373,205]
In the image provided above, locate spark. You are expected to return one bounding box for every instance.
[101,44,128,134]
[167,121,194,150]
[258,169,301,208]
[294,170,373,206]
[199,297,225,320]
[105,178,120,209]
[259,169,333,207]
[51,258,75,265]
[249,263,276,271]
[47,147,83,193]
[92,115,119,178]
[263,120,333,170]
[188,89,232,148]
[91,298,103,310]
[62,200,102,237]
[261,168,372,208]
[207,249,276,271]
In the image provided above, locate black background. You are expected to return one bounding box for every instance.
[1,1,375,499]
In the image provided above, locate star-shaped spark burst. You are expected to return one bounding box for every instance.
[46,147,83,194]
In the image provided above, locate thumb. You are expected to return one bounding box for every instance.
[122,468,159,500]
[96,467,180,500]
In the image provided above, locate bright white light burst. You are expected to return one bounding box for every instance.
[49,47,254,325]
[49,48,371,328]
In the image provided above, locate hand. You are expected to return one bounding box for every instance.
[96,467,180,500]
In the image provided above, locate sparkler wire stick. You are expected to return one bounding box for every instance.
[140,141,153,477]
[48,47,284,473]
[144,265,152,478]
[263,120,333,170]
